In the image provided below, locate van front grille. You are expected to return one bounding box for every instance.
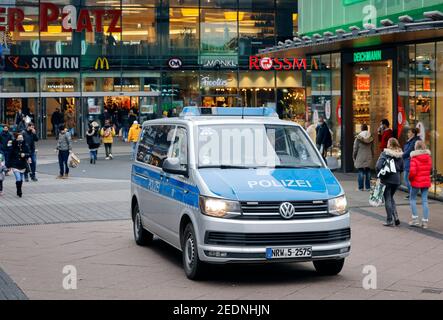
[205,228,351,246]
[239,200,331,219]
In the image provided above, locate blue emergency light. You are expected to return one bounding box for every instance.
[180,107,278,118]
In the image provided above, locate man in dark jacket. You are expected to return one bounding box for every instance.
[0,125,13,169]
[51,108,63,139]
[22,123,39,182]
[315,117,332,160]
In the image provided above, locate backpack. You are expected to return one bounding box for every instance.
[377,156,397,178]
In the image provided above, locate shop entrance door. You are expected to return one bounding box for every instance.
[42,97,78,139]
[352,60,393,158]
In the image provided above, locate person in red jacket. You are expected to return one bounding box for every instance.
[408,141,432,229]
[378,119,393,152]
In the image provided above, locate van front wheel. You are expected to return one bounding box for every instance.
[182,223,207,280]
[313,258,345,276]
[133,203,153,246]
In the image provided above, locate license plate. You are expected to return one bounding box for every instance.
[266,247,312,259]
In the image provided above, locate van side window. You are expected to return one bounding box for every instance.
[149,125,176,168]
[137,126,156,164]
[170,127,188,169]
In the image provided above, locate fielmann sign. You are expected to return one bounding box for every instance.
[0,2,122,33]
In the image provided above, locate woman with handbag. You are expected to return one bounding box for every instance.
[86,121,101,164]
[9,133,30,197]
[376,138,404,227]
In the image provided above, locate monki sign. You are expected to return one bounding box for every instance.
[0,2,122,33]
[249,56,323,71]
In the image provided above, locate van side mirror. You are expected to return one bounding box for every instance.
[163,157,187,176]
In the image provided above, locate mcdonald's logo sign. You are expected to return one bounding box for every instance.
[95,57,109,70]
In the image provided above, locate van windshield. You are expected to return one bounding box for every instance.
[197,124,324,169]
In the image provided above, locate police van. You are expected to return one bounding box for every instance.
[130,107,350,279]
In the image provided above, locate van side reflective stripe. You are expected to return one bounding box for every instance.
[132,164,199,194]
[132,164,199,208]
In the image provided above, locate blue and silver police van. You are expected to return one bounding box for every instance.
[130,107,350,279]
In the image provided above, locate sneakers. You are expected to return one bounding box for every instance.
[422,221,429,229]
[109,154,113,160]
[105,157,110,160]
[409,218,420,227]
[395,219,401,226]
[383,222,394,227]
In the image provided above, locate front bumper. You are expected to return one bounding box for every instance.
[196,213,351,263]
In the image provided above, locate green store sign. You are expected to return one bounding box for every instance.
[354,50,382,62]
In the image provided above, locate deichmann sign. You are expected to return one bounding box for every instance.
[5,55,79,71]
[249,56,322,71]
[353,50,382,63]
[95,57,109,70]
[0,2,121,33]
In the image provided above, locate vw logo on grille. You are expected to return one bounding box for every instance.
[279,202,295,219]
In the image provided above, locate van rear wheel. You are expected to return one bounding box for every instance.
[313,258,345,276]
[182,223,207,280]
[133,202,153,246]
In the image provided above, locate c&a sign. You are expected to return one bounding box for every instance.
[249,56,322,71]
[0,2,121,33]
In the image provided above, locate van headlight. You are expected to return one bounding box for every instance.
[328,195,348,216]
[199,196,241,218]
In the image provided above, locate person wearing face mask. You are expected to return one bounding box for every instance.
[9,133,30,197]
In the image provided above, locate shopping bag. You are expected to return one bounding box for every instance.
[369,179,386,207]
[68,152,81,168]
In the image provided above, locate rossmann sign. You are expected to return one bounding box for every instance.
[249,56,322,71]
[0,2,121,33]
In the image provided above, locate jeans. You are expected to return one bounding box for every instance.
[68,128,75,137]
[24,152,37,179]
[410,187,429,222]
[130,142,137,160]
[89,150,97,161]
[384,183,399,223]
[123,127,129,141]
[404,170,411,194]
[104,143,112,157]
[358,168,371,190]
[58,150,70,176]
[13,169,24,182]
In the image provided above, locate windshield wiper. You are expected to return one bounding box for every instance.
[273,165,323,169]
[198,165,252,169]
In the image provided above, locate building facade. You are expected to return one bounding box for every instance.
[0,0,299,138]
[261,0,443,198]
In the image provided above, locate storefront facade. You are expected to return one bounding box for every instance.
[261,0,443,198]
[0,0,299,139]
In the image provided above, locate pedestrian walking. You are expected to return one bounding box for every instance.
[402,128,420,199]
[408,141,432,229]
[353,124,374,191]
[64,107,76,137]
[22,123,39,182]
[0,125,13,170]
[51,108,63,139]
[56,125,72,179]
[0,153,7,196]
[86,121,101,164]
[128,121,141,161]
[9,133,30,197]
[100,120,116,160]
[315,117,332,160]
[377,118,393,152]
[376,138,404,227]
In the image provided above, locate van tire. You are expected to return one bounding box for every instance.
[313,258,345,276]
[133,202,153,246]
[182,223,207,280]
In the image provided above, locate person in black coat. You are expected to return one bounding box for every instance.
[315,117,332,159]
[0,125,13,168]
[86,121,101,164]
[376,137,405,227]
[22,123,39,182]
[9,133,30,197]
